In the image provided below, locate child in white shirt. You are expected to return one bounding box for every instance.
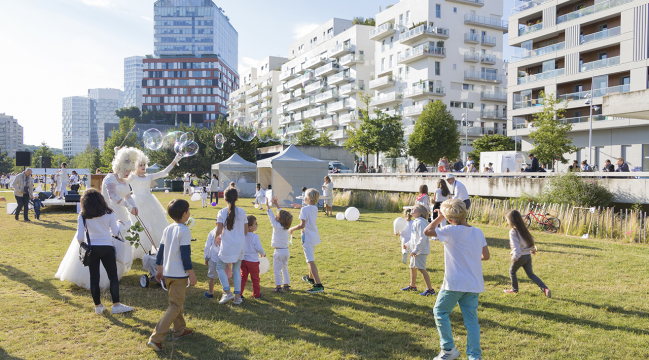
[266,196,294,293]
[401,204,435,296]
[395,209,413,264]
[289,188,324,294]
[240,215,266,299]
[201,187,208,208]
[203,228,232,299]
[252,183,266,210]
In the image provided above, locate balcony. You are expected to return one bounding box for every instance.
[288,72,313,89]
[511,42,565,62]
[276,106,288,115]
[329,71,350,85]
[261,100,272,109]
[246,95,261,105]
[580,56,620,72]
[370,92,403,107]
[369,75,394,90]
[315,117,338,129]
[464,14,508,32]
[518,22,543,37]
[262,90,272,99]
[330,43,354,57]
[340,82,364,95]
[457,125,484,136]
[446,0,484,6]
[517,68,564,85]
[398,44,446,64]
[404,124,415,136]
[339,112,361,125]
[287,124,303,135]
[279,115,292,125]
[464,51,479,62]
[331,129,347,140]
[235,102,245,110]
[279,92,293,103]
[481,53,496,64]
[304,80,325,94]
[315,89,339,103]
[557,0,633,24]
[369,22,397,41]
[480,110,507,119]
[279,69,295,81]
[306,56,328,69]
[328,98,352,113]
[481,91,507,102]
[513,97,544,109]
[511,0,552,14]
[276,83,289,93]
[464,33,480,44]
[340,53,365,66]
[287,97,315,111]
[399,25,450,45]
[481,35,496,47]
[403,83,446,99]
[464,70,503,83]
[304,106,327,118]
[232,93,245,103]
[558,114,628,124]
[403,103,426,116]
[315,62,340,77]
[580,26,621,46]
[557,84,630,102]
[262,78,273,89]
[246,84,261,96]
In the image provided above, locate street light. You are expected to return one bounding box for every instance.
[584,93,600,167]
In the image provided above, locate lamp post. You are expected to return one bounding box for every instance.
[584,93,600,167]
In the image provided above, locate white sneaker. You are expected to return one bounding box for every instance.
[111,304,134,314]
[94,304,106,314]
[219,293,234,304]
[434,348,461,360]
[233,296,243,305]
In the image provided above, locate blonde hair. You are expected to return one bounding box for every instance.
[305,188,320,205]
[440,199,467,223]
[412,204,429,220]
[111,147,140,175]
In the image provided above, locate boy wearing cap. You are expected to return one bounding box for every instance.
[445,174,471,211]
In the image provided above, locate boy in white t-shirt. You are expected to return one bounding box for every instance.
[289,188,324,294]
[424,199,490,360]
[252,183,266,210]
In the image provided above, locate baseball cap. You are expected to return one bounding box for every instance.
[446,174,454,179]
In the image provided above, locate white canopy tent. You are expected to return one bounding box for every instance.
[257,145,329,207]
[211,153,257,197]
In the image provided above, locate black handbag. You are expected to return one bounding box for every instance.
[79,217,92,266]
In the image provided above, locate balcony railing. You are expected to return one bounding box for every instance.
[279,69,295,81]
[340,53,365,65]
[480,110,507,119]
[331,129,347,139]
[481,53,496,63]
[513,98,544,109]
[339,112,360,125]
[558,115,628,124]
[465,70,503,82]
[370,92,403,106]
[315,89,339,103]
[329,71,350,84]
[304,106,326,118]
[481,91,507,101]
[517,68,564,85]
[404,124,415,136]
[399,25,450,43]
[511,0,552,14]
[279,93,293,103]
[446,0,484,5]
[315,117,338,128]
[279,115,292,125]
[403,84,445,97]
[557,84,631,102]
[286,97,315,111]
[399,44,446,63]
[481,35,496,46]
[464,51,479,62]
[287,124,303,134]
[511,42,565,62]
[403,103,425,116]
[464,14,508,30]
[580,26,621,45]
[315,62,340,77]
[261,90,272,99]
[328,98,351,112]
[369,22,395,39]
[369,75,393,89]
[464,33,480,43]
[330,43,353,56]
[580,56,620,72]
[340,82,364,94]
[518,22,543,36]
[557,0,633,24]
[305,81,325,94]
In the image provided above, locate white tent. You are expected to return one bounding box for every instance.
[211,153,257,197]
[257,145,329,207]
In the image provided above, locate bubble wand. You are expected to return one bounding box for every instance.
[118,124,137,148]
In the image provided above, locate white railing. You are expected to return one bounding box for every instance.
[329,71,350,83]
[304,106,326,118]
[404,84,445,97]
[482,35,496,45]
[518,22,543,36]
[464,52,479,61]
[340,82,364,93]
[513,98,543,109]
[331,129,346,139]
[464,33,480,42]
[517,68,564,85]
[399,25,449,42]
[481,54,496,63]
[511,0,552,14]
[369,75,393,88]
[557,84,630,102]
[369,22,395,38]
[279,93,293,103]
[403,103,425,115]
[557,0,633,24]
[465,70,503,82]
[580,26,621,45]
[340,53,365,64]
[481,91,507,101]
[580,56,620,72]
[286,97,314,111]
[558,115,628,124]
[339,112,360,124]
[464,14,508,29]
[399,44,446,62]
[370,92,403,105]
[330,43,353,55]
[328,98,350,112]
[511,42,565,62]
[287,124,303,134]
[315,117,338,128]
[480,110,507,118]
[315,62,340,77]
[279,115,292,125]
[315,89,339,102]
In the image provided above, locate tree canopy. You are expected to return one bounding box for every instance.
[293,119,335,146]
[407,100,460,164]
[528,91,580,165]
[70,145,102,173]
[0,148,14,174]
[100,117,139,172]
[468,134,516,164]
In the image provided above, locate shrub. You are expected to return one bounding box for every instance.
[523,173,614,208]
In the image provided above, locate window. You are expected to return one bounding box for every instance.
[399,14,403,26]
[597,51,607,60]
[406,66,410,79]
[389,55,393,68]
[436,4,441,18]
[621,76,630,85]
[462,84,474,90]
[435,61,441,75]
[453,7,457,13]
[452,64,456,70]
[597,23,608,31]
[450,101,473,108]
[406,11,410,25]
[574,84,583,92]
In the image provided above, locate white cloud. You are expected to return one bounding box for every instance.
[80,0,112,7]
[238,56,260,73]
[140,16,152,21]
[292,23,319,40]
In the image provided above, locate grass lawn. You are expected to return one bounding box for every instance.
[0,191,648,359]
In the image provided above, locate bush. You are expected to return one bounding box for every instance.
[523,173,614,208]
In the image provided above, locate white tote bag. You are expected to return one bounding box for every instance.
[113,235,128,265]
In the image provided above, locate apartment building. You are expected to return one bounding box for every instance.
[124,56,144,109]
[0,113,24,158]
[508,0,649,171]
[372,0,509,162]
[227,56,288,135]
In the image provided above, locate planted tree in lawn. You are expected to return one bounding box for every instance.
[468,134,516,164]
[407,100,460,165]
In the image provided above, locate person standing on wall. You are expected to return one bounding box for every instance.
[12,168,34,221]
[445,174,471,211]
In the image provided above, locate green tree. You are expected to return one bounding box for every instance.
[528,91,580,165]
[293,120,336,146]
[407,100,460,164]
[373,110,405,165]
[115,106,142,123]
[100,117,139,172]
[0,148,14,174]
[468,134,516,164]
[364,18,376,26]
[344,93,376,162]
[30,142,56,168]
[352,16,365,25]
[142,110,177,125]
[70,144,102,172]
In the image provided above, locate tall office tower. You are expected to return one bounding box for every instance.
[124,56,144,109]
[508,0,649,171]
[88,88,124,150]
[62,96,91,157]
[153,0,238,72]
[0,113,24,158]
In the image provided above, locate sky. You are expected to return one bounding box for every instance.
[0,0,515,150]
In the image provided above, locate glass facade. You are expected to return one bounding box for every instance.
[62,97,91,157]
[88,89,123,150]
[124,56,144,109]
[153,0,238,72]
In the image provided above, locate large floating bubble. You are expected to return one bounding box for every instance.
[174,133,188,154]
[232,116,257,142]
[178,141,199,158]
[184,131,194,142]
[214,133,226,149]
[302,69,326,96]
[143,129,164,150]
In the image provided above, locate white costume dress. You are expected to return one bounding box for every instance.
[54,173,134,290]
[59,168,69,197]
[128,162,174,259]
[183,174,190,195]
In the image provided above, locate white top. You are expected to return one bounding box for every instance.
[243,232,265,262]
[298,205,320,246]
[435,224,487,293]
[69,174,79,185]
[301,191,306,206]
[323,181,333,197]
[410,217,430,255]
[265,189,273,202]
[509,228,533,261]
[204,228,221,262]
[399,219,413,245]
[159,223,192,278]
[267,208,290,248]
[216,206,247,263]
[183,175,190,183]
[434,188,449,203]
[59,168,69,184]
[210,179,220,192]
[75,213,123,247]
[255,188,266,198]
[415,194,430,208]
[449,180,469,201]
[201,192,208,200]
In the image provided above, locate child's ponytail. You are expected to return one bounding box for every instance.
[224,187,238,231]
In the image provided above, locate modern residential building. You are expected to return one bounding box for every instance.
[104,123,175,143]
[372,0,509,164]
[153,0,238,72]
[227,56,288,135]
[507,0,649,171]
[124,56,144,109]
[89,88,123,150]
[142,55,238,126]
[0,113,24,158]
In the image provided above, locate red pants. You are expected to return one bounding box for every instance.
[240,260,261,298]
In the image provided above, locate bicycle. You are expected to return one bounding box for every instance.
[524,202,561,233]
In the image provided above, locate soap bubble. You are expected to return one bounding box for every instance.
[257,117,272,143]
[302,69,326,96]
[184,131,194,142]
[232,116,257,142]
[214,133,226,149]
[174,133,187,154]
[143,129,164,150]
[178,141,199,158]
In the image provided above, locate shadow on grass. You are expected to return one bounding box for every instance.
[483,274,510,286]
[32,219,77,231]
[0,264,79,307]
[485,237,510,249]
[0,347,24,359]
[556,298,649,319]
[547,242,602,251]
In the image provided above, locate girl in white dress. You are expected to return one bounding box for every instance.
[128,149,181,259]
[55,147,139,290]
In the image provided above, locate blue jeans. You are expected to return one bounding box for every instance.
[434,289,481,360]
[216,257,242,295]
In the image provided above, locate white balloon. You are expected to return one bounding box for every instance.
[191,193,201,201]
[165,190,170,194]
[335,212,345,221]
[345,207,360,221]
[259,257,270,274]
[393,217,407,233]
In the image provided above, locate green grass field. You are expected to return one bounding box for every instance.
[0,191,648,359]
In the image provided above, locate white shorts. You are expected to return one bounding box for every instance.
[207,259,218,279]
[324,198,332,207]
[409,254,428,269]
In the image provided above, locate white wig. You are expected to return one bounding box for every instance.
[133,148,149,167]
[111,147,140,174]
